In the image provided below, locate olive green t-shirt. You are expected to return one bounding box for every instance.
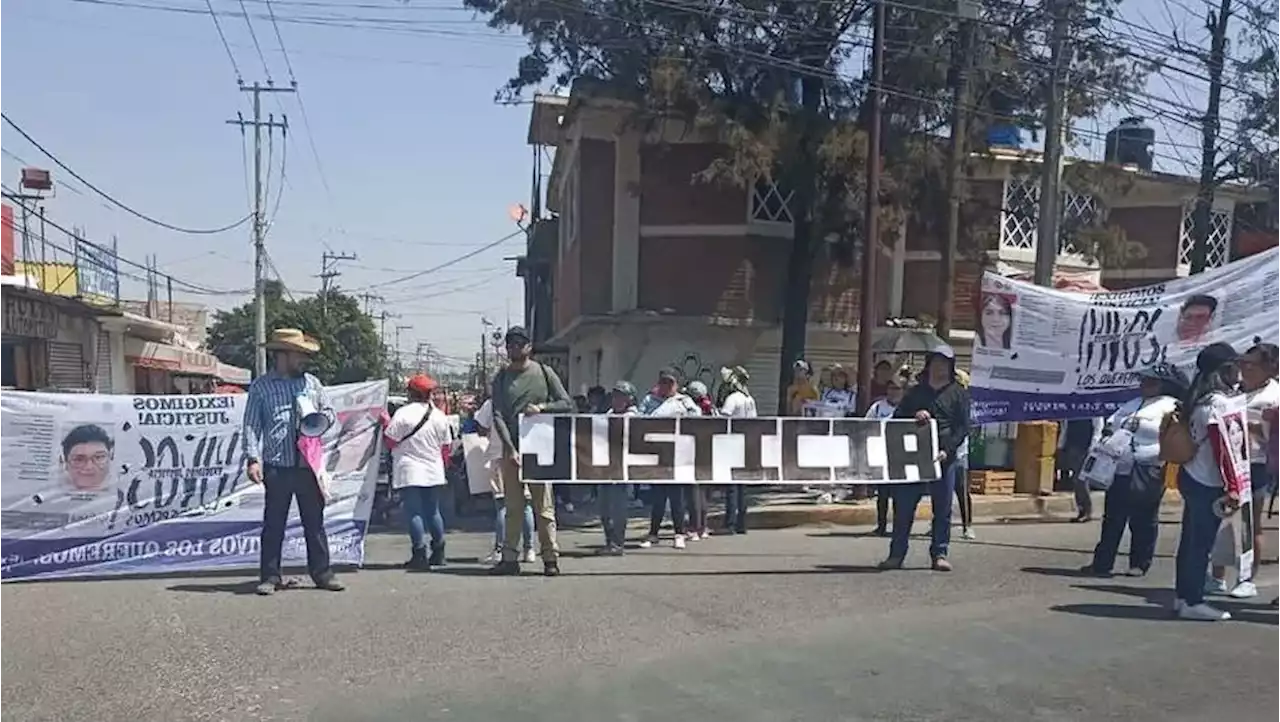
[490,361,573,453]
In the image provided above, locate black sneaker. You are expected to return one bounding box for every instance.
[428,541,447,567]
[1079,564,1113,578]
[403,548,430,571]
[873,525,888,537]
[543,561,561,577]
[877,556,904,571]
[489,560,520,576]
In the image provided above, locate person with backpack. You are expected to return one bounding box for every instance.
[383,374,455,571]
[486,327,576,577]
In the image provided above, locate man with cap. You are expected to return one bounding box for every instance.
[881,344,971,572]
[487,326,575,576]
[598,380,639,554]
[243,328,344,595]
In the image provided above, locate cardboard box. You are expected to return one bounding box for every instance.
[1014,456,1055,496]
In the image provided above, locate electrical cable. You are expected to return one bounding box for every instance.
[203,0,243,82]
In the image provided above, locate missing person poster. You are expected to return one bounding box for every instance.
[1,381,387,582]
[970,247,1279,423]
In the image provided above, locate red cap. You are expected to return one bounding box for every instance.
[407,374,437,395]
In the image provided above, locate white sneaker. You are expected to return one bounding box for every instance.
[817,492,834,505]
[1229,581,1258,599]
[483,549,502,564]
[961,527,977,541]
[638,536,658,549]
[1205,578,1229,595]
[673,534,687,549]
[687,531,701,541]
[521,549,537,564]
[1178,602,1231,621]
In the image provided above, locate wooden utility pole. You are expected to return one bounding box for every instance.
[1189,0,1233,274]
[854,0,886,414]
[227,82,293,377]
[938,0,978,339]
[1033,0,1069,287]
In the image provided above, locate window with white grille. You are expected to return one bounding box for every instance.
[1178,202,1231,270]
[750,177,794,224]
[1000,174,1100,257]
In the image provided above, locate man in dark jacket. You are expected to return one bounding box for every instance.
[880,345,970,572]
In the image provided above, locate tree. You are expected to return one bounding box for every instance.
[206,281,387,384]
[463,0,1144,406]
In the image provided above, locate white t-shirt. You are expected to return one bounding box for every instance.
[1245,378,1279,462]
[385,401,452,489]
[472,399,504,461]
[1184,392,1246,488]
[864,398,897,420]
[1105,395,1179,474]
[721,391,758,418]
[646,393,702,417]
[821,387,856,412]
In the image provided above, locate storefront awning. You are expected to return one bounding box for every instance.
[217,362,251,385]
[125,338,220,376]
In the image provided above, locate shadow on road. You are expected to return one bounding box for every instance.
[166,580,264,595]
[986,539,1173,560]
[1020,565,1099,578]
[1049,603,1175,621]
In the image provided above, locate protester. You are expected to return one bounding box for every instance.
[242,328,344,595]
[953,368,975,541]
[1080,363,1185,577]
[822,364,856,410]
[474,397,536,565]
[684,380,715,540]
[1172,342,1245,621]
[598,380,639,555]
[865,377,903,536]
[1207,340,1278,598]
[486,326,575,577]
[587,385,609,414]
[382,374,454,570]
[1059,416,1104,522]
[870,359,895,401]
[720,365,759,535]
[786,359,819,416]
[880,345,969,572]
[639,368,701,549]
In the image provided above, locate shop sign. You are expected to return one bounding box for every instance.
[3,297,60,339]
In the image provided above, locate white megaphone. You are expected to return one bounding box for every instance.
[296,395,332,438]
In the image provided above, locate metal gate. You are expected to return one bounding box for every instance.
[47,340,87,391]
[94,330,113,393]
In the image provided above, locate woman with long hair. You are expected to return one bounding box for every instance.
[978,294,1013,349]
[1080,363,1186,577]
[1172,342,1246,621]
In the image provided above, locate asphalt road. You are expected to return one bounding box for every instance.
[3,513,1277,722]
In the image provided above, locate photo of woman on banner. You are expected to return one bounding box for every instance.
[59,423,115,494]
[1175,294,1218,345]
[976,293,1014,350]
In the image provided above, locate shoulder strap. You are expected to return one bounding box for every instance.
[396,404,433,444]
[539,361,553,396]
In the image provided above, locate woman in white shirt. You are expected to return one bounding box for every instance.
[1081,363,1185,578]
[821,364,857,412]
[383,374,455,570]
[1172,343,1244,621]
[639,368,702,549]
[719,365,758,534]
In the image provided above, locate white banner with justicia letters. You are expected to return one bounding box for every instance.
[1,380,387,581]
[970,247,1279,423]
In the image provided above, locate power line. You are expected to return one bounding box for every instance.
[345,229,525,292]
[1,113,252,235]
[236,0,274,81]
[262,0,298,82]
[202,0,242,82]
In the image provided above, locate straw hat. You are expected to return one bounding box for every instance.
[265,328,320,354]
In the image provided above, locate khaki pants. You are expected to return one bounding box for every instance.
[501,457,557,562]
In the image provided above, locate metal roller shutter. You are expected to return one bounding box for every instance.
[94,330,113,393]
[47,340,87,391]
[743,346,782,416]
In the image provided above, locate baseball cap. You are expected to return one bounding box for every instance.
[406,374,437,395]
[504,326,531,344]
[658,367,680,382]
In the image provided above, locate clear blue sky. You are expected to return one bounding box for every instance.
[3,0,535,369]
[2,0,1222,370]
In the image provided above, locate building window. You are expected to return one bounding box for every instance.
[1178,201,1231,270]
[749,177,794,224]
[999,174,1099,257]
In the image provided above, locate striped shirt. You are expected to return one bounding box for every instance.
[242,371,333,467]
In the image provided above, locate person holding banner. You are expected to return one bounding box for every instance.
[880,345,969,572]
[384,374,454,571]
[639,368,702,549]
[487,326,576,577]
[1171,342,1247,622]
[243,328,344,596]
[1081,363,1185,578]
[720,365,759,535]
[865,377,903,536]
[474,397,537,565]
[597,380,640,555]
[1207,341,1278,598]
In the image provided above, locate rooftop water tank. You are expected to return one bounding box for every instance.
[1105,117,1154,171]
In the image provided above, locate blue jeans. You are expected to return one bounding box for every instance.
[599,483,631,547]
[401,485,445,551]
[1175,471,1224,606]
[889,461,957,561]
[495,496,534,551]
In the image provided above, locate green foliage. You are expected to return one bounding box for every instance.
[206,281,387,385]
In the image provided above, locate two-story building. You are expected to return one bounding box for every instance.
[521,87,1274,412]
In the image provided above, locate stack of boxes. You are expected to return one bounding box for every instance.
[1013,421,1058,495]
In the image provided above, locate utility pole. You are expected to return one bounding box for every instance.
[357,291,384,316]
[938,0,978,340]
[394,324,412,381]
[854,0,886,414]
[227,81,294,377]
[1189,0,1232,274]
[1033,0,1069,287]
[319,250,357,319]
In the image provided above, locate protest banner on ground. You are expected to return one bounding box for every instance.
[518,415,941,484]
[1,381,387,582]
[970,247,1279,423]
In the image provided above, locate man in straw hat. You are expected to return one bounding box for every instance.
[243,328,344,595]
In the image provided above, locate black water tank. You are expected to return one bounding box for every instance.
[1105,117,1154,171]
